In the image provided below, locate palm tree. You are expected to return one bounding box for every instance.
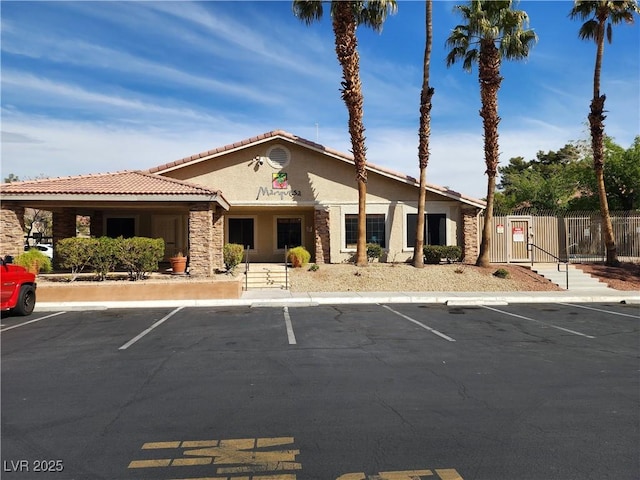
[412,0,435,268]
[570,0,639,266]
[445,0,537,267]
[293,0,397,266]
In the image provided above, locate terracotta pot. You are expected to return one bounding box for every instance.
[169,256,187,275]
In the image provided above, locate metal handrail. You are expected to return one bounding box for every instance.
[528,241,569,289]
[244,245,250,291]
[284,245,289,290]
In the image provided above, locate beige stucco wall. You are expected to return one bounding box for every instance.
[163,139,469,263]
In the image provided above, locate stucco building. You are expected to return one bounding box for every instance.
[1,130,485,274]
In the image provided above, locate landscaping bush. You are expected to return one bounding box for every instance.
[308,263,320,272]
[15,248,52,274]
[90,237,119,281]
[423,245,462,264]
[493,268,510,279]
[288,246,311,268]
[366,243,383,262]
[423,245,443,264]
[116,237,165,280]
[223,243,244,273]
[56,237,96,280]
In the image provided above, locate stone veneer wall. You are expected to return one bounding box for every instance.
[188,203,224,276]
[462,207,479,264]
[52,209,77,268]
[314,208,330,264]
[0,205,25,259]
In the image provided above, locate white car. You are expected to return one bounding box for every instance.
[24,243,54,259]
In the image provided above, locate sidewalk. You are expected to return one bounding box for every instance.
[35,288,640,311]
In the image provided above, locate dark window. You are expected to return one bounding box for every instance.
[345,214,386,248]
[406,213,446,247]
[106,218,135,238]
[277,218,302,249]
[228,218,254,249]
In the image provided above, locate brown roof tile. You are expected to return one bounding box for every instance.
[0,170,225,198]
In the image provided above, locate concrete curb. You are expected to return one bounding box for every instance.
[34,290,640,311]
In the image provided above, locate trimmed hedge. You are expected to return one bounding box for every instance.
[223,243,244,274]
[288,246,311,268]
[423,245,462,264]
[55,236,165,281]
[366,243,383,262]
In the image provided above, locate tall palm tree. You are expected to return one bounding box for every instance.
[412,0,435,268]
[445,0,537,267]
[570,0,639,266]
[293,0,397,267]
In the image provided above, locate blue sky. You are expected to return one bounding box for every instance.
[1,0,638,199]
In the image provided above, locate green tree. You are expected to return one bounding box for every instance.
[293,0,397,266]
[4,173,20,183]
[572,136,640,210]
[497,144,584,211]
[412,0,435,268]
[569,0,639,265]
[446,0,537,267]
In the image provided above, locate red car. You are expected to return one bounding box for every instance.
[1,256,37,316]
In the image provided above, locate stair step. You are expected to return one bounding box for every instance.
[532,265,611,290]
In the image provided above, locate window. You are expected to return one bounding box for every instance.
[345,214,386,248]
[228,218,255,249]
[406,213,446,247]
[106,217,135,238]
[277,218,302,249]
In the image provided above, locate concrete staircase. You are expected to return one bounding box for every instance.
[531,263,611,291]
[243,264,289,290]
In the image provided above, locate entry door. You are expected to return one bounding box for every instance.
[507,217,531,262]
[152,215,183,260]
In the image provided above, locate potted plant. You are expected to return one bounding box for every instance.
[15,248,52,276]
[169,251,187,275]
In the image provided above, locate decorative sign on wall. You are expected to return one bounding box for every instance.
[272,172,288,189]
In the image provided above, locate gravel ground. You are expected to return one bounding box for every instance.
[289,263,564,292]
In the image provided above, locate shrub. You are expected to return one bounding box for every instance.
[56,237,96,280]
[423,245,443,264]
[91,237,119,281]
[15,249,52,274]
[366,243,383,262]
[223,243,244,273]
[116,237,165,281]
[493,268,510,279]
[288,246,310,268]
[423,245,462,264]
[308,263,319,272]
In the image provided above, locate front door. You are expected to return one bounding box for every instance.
[152,215,184,260]
[507,216,531,262]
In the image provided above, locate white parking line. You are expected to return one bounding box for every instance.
[283,307,297,345]
[481,306,595,339]
[558,303,640,319]
[381,304,456,342]
[0,311,67,332]
[119,307,184,350]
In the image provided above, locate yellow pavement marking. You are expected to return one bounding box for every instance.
[435,470,464,480]
[216,461,302,473]
[379,470,433,479]
[171,457,213,466]
[128,459,171,468]
[182,440,220,448]
[257,437,295,448]
[143,441,181,449]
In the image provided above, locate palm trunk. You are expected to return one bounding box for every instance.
[413,0,434,268]
[590,18,618,265]
[333,2,368,267]
[476,40,502,268]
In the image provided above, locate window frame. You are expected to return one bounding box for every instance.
[227,216,257,251]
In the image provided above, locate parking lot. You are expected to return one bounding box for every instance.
[1,302,638,480]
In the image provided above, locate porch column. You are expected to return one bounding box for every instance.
[314,207,330,264]
[462,207,479,264]
[189,203,223,277]
[0,204,25,259]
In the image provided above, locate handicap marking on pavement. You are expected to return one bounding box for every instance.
[128,435,463,480]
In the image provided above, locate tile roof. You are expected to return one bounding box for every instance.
[1,170,226,199]
[147,129,486,208]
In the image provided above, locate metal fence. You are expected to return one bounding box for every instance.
[480,210,640,264]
